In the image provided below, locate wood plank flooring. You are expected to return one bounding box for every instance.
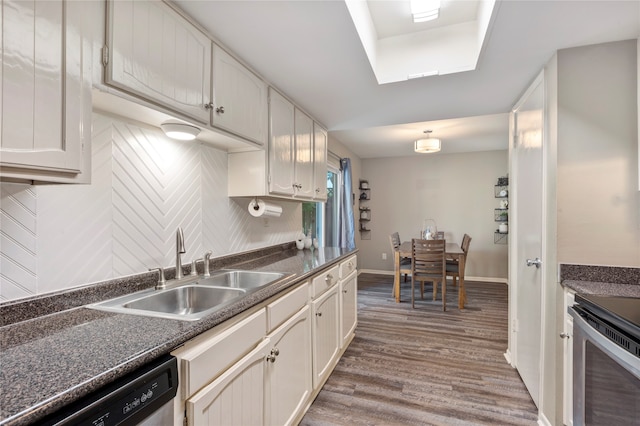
[300,273,538,426]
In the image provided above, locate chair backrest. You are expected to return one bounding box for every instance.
[411,238,446,278]
[389,232,401,250]
[461,234,472,254]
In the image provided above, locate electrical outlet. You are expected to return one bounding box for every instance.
[382,253,387,260]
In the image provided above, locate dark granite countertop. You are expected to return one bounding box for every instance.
[0,246,357,426]
[559,263,640,298]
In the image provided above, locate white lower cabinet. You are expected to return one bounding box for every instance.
[186,338,269,425]
[172,258,357,426]
[340,270,358,349]
[265,305,312,426]
[311,283,340,388]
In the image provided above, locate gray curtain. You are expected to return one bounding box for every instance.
[339,158,356,250]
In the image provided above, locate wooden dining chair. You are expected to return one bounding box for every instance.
[447,234,472,287]
[411,238,447,311]
[389,232,411,296]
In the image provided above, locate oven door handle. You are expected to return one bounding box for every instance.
[570,308,640,379]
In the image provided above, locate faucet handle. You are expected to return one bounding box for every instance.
[150,267,167,290]
[190,259,198,276]
[204,251,212,277]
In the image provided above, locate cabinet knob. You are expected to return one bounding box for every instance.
[204,102,214,110]
[215,106,225,114]
[316,312,322,317]
[315,188,320,193]
[325,274,333,284]
[560,332,570,339]
[266,354,276,363]
[343,290,348,294]
[271,348,280,356]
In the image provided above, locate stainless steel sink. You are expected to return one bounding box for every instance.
[123,285,245,315]
[87,270,288,321]
[198,270,286,290]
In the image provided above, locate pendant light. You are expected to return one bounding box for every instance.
[414,130,441,153]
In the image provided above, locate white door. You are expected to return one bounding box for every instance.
[294,109,314,199]
[186,338,269,425]
[212,44,267,145]
[311,285,340,388]
[1,0,82,174]
[340,270,358,348]
[512,73,544,407]
[106,0,211,124]
[268,88,295,196]
[266,305,312,426]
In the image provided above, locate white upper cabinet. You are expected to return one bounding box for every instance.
[313,123,328,201]
[268,89,296,196]
[105,0,211,124]
[211,45,267,145]
[1,0,91,183]
[293,109,314,199]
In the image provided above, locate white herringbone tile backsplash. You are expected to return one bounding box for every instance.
[0,113,301,302]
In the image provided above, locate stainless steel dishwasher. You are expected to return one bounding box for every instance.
[40,355,178,426]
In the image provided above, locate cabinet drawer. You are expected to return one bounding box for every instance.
[173,308,266,397]
[339,255,357,279]
[311,265,339,299]
[267,281,309,333]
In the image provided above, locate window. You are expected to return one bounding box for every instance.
[302,164,341,247]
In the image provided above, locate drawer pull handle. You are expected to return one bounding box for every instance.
[560,333,570,339]
[325,274,333,284]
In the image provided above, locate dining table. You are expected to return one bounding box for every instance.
[394,241,467,309]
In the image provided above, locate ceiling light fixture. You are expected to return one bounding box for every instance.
[160,121,201,141]
[411,0,440,23]
[414,130,441,153]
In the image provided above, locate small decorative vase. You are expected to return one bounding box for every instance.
[296,239,304,250]
[304,236,312,249]
[312,238,319,249]
[499,223,508,233]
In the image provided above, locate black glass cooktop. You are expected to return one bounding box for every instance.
[575,294,640,339]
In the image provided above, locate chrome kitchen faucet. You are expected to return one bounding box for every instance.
[175,227,186,279]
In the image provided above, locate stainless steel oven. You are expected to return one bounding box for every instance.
[570,294,640,425]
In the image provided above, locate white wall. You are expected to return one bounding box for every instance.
[0,112,301,302]
[557,39,640,267]
[357,150,509,280]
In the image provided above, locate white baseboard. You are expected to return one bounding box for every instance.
[538,411,552,426]
[504,349,514,366]
[359,269,508,284]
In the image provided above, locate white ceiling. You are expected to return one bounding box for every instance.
[174,0,640,159]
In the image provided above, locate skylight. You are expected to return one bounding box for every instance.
[345,0,498,85]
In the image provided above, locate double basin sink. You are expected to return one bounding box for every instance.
[88,270,288,321]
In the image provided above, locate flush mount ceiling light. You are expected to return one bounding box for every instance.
[411,0,441,23]
[160,121,201,141]
[414,130,441,153]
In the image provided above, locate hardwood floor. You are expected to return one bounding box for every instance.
[300,273,538,426]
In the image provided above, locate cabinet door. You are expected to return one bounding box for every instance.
[563,289,575,426]
[311,284,340,388]
[266,305,312,426]
[313,123,328,201]
[212,45,267,145]
[294,109,314,199]
[186,338,269,426]
[268,89,295,196]
[106,0,211,124]
[340,270,358,348]
[1,0,86,179]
